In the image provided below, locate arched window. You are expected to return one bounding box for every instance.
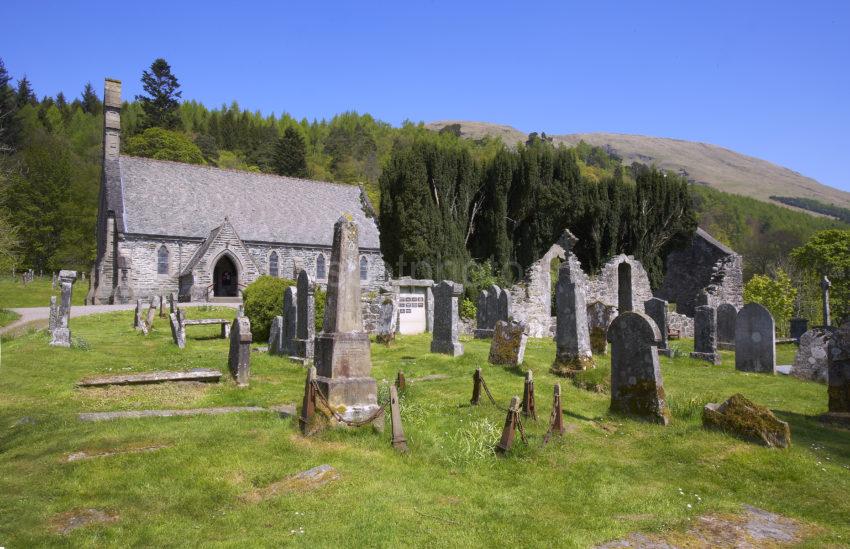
[269,251,279,277]
[360,256,368,281]
[316,254,326,279]
[157,245,169,275]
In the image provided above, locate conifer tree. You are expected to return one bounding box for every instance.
[80,82,100,114]
[273,126,308,177]
[14,75,36,109]
[136,58,182,130]
[0,58,20,150]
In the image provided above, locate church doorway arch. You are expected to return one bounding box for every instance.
[213,255,239,297]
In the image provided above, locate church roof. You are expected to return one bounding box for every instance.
[114,155,381,249]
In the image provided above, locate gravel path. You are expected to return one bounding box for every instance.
[0,302,239,337]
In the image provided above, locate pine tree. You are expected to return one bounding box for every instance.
[80,82,100,114]
[15,75,36,109]
[273,126,308,177]
[136,58,182,130]
[0,57,21,150]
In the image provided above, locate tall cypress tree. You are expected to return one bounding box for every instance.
[136,58,182,130]
[273,126,308,177]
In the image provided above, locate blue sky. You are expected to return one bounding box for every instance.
[3,0,849,191]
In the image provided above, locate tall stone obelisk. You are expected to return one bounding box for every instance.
[314,217,379,423]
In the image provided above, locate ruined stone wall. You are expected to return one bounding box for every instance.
[585,254,653,314]
[509,237,567,338]
[668,311,694,339]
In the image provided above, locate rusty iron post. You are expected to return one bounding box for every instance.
[390,385,408,452]
[495,396,521,455]
[396,371,406,391]
[299,366,317,435]
[552,383,565,436]
[470,368,482,405]
[521,370,536,420]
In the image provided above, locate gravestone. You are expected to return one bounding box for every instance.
[474,285,510,338]
[474,289,488,338]
[607,311,670,425]
[268,316,284,355]
[375,297,398,344]
[430,280,464,356]
[145,297,158,328]
[313,217,380,423]
[586,301,617,355]
[293,270,315,360]
[821,276,831,327]
[790,318,809,343]
[617,261,633,312]
[823,322,850,426]
[49,270,77,347]
[48,296,58,332]
[168,293,176,315]
[133,299,144,331]
[644,297,671,357]
[552,261,594,374]
[169,311,185,349]
[735,303,776,374]
[282,286,298,356]
[691,305,721,365]
[159,294,166,318]
[488,320,528,367]
[717,303,737,350]
[228,316,252,387]
[791,328,831,383]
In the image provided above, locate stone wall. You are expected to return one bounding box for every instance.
[508,232,569,338]
[586,254,653,314]
[668,311,694,339]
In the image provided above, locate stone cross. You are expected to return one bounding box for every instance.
[690,305,721,365]
[716,303,737,350]
[282,285,298,356]
[488,320,527,366]
[734,303,776,374]
[430,280,464,357]
[228,315,252,387]
[293,269,315,360]
[314,217,379,424]
[644,297,670,357]
[821,275,832,327]
[49,270,77,347]
[553,261,594,373]
[607,311,670,424]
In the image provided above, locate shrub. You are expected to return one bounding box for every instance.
[314,286,326,332]
[743,269,796,336]
[460,297,476,320]
[242,275,294,341]
[124,127,205,165]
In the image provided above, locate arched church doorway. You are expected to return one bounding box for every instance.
[213,255,238,297]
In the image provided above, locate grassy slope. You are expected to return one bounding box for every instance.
[0,309,21,328]
[1,311,848,547]
[0,276,87,309]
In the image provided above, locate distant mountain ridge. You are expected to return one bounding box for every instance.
[425,121,850,210]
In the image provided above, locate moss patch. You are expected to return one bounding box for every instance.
[702,393,791,448]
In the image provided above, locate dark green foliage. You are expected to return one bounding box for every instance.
[791,229,850,323]
[137,58,182,130]
[80,82,100,115]
[0,58,21,150]
[124,128,205,164]
[242,275,294,341]
[193,134,219,164]
[14,76,36,109]
[771,196,850,224]
[273,126,307,177]
[314,286,326,332]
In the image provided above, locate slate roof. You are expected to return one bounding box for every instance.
[115,155,381,249]
[695,227,737,256]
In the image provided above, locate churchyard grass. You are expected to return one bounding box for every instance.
[0,308,20,328]
[1,310,849,546]
[0,275,87,308]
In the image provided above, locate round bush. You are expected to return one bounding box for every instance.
[242,275,294,342]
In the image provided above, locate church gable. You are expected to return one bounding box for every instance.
[179,219,260,301]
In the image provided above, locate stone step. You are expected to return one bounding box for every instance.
[77,368,222,388]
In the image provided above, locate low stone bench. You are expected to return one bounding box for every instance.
[182,318,231,338]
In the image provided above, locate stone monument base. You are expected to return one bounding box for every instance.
[551,354,595,377]
[820,412,850,429]
[658,348,674,358]
[718,342,735,351]
[314,332,371,377]
[690,351,721,365]
[50,328,71,348]
[431,340,464,357]
[292,338,314,361]
[473,329,494,339]
[315,376,381,427]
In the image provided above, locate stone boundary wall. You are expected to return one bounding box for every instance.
[668,311,694,339]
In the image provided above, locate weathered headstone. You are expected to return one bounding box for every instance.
[168,292,176,315]
[169,311,185,349]
[735,303,776,374]
[375,297,398,344]
[552,261,594,374]
[586,301,617,355]
[488,320,528,367]
[268,315,284,355]
[282,286,298,356]
[314,217,380,424]
[644,297,671,357]
[145,297,158,329]
[790,317,809,343]
[717,303,737,350]
[617,261,633,313]
[159,294,166,318]
[49,270,77,347]
[228,316,252,387]
[691,305,721,365]
[474,285,510,338]
[293,269,315,360]
[791,328,831,383]
[133,299,144,331]
[48,295,58,332]
[607,311,670,425]
[430,280,464,356]
[821,275,832,327]
[823,321,850,426]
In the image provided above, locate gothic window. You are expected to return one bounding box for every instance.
[360,256,368,281]
[269,251,279,277]
[157,245,169,275]
[316,254,326,279]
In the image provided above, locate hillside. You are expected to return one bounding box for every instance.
[426,121,850,209]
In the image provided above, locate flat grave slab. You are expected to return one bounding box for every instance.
[77,368,221,388]
[183,318,229,326]
[78,406,266,422]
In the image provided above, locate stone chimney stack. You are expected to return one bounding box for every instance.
[103,78,121,160]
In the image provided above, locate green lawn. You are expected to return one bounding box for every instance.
[1,310,848,547]
[0,308,21,328]
[0,275,88,308]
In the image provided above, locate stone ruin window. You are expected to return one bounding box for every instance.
[360,256,368,281]
[157,245,169,275]
[316,253,326,280]
[269,251,279,277]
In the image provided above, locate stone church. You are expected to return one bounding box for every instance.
[88,79,387,304]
